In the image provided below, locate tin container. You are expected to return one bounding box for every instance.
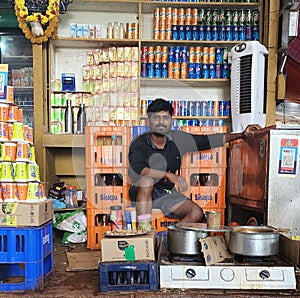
[209,64,216,79]
[202,64,209,79]
[195,63,201,79]
[206,211,221,228]
[180,62,187,79]
[202,47,209,64]
[147,63,155,78]
[187,46,194,63]
[192,25,199,40]
[173,62,180,79]
[178,8,185,25]
[162,62,168,78]
[199,25,205,40]
[185,25,192,40]
[206,25,212,41]
[209,47,215,64]
[154,62,162,78]
[188,63,195,79]
[216,64,222,79]
[179,25,185,40]
[148,46,154,63]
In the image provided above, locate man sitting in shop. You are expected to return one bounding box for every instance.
[128,98,261,223]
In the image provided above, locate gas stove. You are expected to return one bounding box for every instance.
[160,254,296,290]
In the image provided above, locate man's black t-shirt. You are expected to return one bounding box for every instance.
[128,130,225,191]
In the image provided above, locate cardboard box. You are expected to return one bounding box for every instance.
[101,230,156,262]
[66,247,101,271]
[280,234,300,268]
[0,199,54,226]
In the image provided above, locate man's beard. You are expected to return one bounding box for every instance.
[152,132,166,137]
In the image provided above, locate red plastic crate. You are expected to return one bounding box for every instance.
[180,167,226,188]
[86,167,131,188]
[86,144,129,168]
[85,126,131,147]
[182,146,227,169]
[87,225,111,250]
[181,126,227,134]
[184,185,226,209]
[86,186,129,213]
[152,209,179,233]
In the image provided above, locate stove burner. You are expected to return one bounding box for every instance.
[168,253,205,265]
[234,254,278,266]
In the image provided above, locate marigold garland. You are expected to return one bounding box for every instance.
[15,0,59,25]
[14,1,59,44]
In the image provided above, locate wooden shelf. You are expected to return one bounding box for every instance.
[43,134,85,148]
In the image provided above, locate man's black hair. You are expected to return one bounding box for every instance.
[147,98,174,116]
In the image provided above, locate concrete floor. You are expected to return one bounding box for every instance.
[0,242,299,298]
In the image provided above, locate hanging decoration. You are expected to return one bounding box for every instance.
[14,0,60,44]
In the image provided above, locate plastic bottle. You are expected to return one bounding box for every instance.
[111,174,118,186]
[65,99,74,133]
[113,21,119,38]
[97,174,107,186]
[119,23,125,39]
[64,186,72,207]
[71,186,78,207]
[107,21,113,38]
[77,103,86,134]
[111,135,117,145]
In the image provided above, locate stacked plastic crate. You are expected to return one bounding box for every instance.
[181,126,228,225]
[85,126,131,249]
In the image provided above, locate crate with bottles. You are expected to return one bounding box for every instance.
[180,167,226,209]
[86,126,131,168]
[86,206,112,249]
[181,125,227,169]
[182,146,227,169]
[86,167,131,212]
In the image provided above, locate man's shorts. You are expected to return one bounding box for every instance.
[129,185,188,218]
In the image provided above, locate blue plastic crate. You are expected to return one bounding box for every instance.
[0,252,53,291]
[99,261,158,292]
[0,221,53,263]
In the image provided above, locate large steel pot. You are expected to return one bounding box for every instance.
[167,225,209,255]
[228,226,279,256]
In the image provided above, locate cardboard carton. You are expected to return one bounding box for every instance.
[101,230,156,262]
[0,199,54,226]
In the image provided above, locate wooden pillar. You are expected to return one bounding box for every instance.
[32,43,45,181]
[265,0,280,126]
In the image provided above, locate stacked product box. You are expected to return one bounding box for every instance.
[0,66,54,291]
[85,126,131,249]
[180,126,228,225]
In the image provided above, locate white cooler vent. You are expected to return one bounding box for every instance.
[231,41,268,132]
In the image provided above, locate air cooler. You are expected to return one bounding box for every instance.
[231,41,268,132]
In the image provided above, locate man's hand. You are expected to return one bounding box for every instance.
[242,124,262,140]
[166,172,188,192]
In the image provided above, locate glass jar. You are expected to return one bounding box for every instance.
[137,213,152,232]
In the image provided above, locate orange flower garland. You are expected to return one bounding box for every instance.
[14,0,60,44]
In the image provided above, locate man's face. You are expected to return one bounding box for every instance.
[148,111,173,136]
